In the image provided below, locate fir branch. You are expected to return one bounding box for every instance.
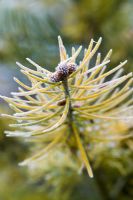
[0,36,133,178]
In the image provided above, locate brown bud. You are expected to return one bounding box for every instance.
[50,60,77,82]
[56,61,68,76]
[67,62,77,75]
[57,99,66,106]
[50,71,63,82]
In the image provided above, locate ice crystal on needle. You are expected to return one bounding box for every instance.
[0,36,133,178]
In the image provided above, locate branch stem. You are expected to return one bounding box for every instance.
[62,78,93,178]
[62,78,73,130]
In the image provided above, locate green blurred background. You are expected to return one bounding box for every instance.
[0,0,133,200]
